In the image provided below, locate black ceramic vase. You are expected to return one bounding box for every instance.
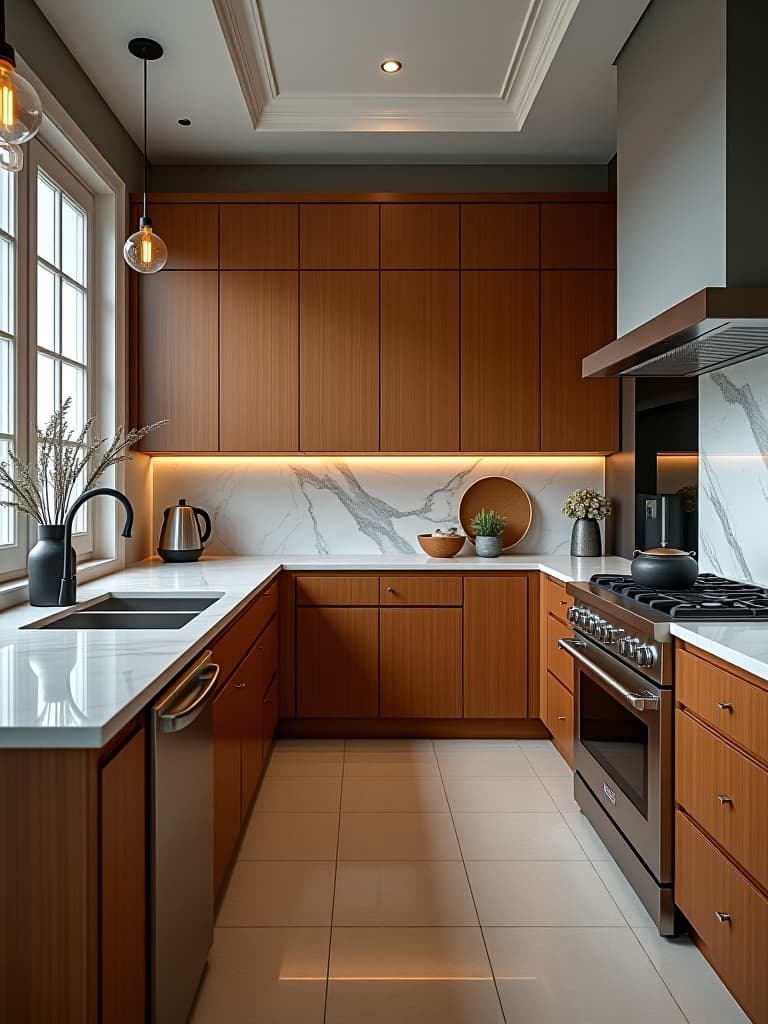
[570,517,602,557]
[27,525,76,606]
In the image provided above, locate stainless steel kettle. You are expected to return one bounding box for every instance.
[157,498,212,562]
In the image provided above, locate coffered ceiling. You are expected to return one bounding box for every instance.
[33,0,650,163]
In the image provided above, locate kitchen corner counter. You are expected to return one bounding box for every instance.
[670,620,768,684]
[0,552,630,748]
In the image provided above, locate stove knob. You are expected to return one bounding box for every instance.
[595,622,611,642]
[567,605,580,624]
[636,644,657,667]
[618,636,639,657]
[587,615,603,636]
[604,627,625,645]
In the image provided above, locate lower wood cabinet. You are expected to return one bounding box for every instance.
[296,606,379,717]
[546,671,574,767]
[380,607,462,718]
[463,576,528,717]
[539,574,575,767]
[213,675,245,896]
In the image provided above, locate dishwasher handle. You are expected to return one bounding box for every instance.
[157,651,220,733]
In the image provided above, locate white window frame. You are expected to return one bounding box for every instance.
[0,55,128,607]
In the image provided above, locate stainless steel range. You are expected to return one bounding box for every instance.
[560,573,768,936]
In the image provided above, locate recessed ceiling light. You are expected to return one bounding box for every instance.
[178,118,191,126]
[380,59,402,74]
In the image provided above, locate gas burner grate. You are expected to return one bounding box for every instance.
[589,573,768,619]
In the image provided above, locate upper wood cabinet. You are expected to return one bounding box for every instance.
[540,270,618,452]
[460,270,540,452]
[461,204,539,268]
[219,271,299,451]
[540,202,616,269]
[463,576,528,718]
[138,271,218,451]
[143,202,218,269]
[380,607,463,718]
[300,270,379,450]
[220,203,298,268]
[380,270,459,451]
[300,204,378,268]
[380,203,459,268]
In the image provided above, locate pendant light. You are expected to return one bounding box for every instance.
[0,0,43,173]
[123,37,167,274]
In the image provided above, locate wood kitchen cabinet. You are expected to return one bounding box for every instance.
[380,203,459,268]
[540,270,618,452]
[380,607,463,718]
[460,270,540,451]
[463,576,528,717]
[380,270,460,451]
[540,202,616,270]
[213,675,245,895]
[219,271,299,450]
[296,606,380,717]
[138,270,219,451]
[299,203,378,268]
[142,202,218,269]
[300,270,379,450]
[460,203,539,268]
[220,203,298,269]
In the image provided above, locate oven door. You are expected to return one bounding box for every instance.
[559,635,672,884]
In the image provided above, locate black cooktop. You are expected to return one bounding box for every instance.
[589,573,768,619]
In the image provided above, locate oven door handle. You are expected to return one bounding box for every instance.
[558,637,660,712]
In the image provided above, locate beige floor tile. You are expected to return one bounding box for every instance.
[326,927,504,1024]
[484,926,686,1024]
[540,775,581,813]
[453,811,586,861]
[592,858,655,927]
[436,749,535,777]
[443,775,557,813]
[266,753,344,778]
[345,738,435,754]
[333,861,478,926]
[190,927,329,1024]
[342,776,448,812]
[338,811,462,861]
[562,811,612,860]
[216,861,336,926]
[238,812,339,861]
[466,860,625,926]
[432,739,520,752]
[273,739,345,754]
[520,744,572,777]
[633,927,751,1024]
[343,757,440,777]
[254,775,342,813]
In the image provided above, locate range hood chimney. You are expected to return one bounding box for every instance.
[583,287,768,378]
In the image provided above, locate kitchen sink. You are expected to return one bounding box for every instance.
[24,591,224,630]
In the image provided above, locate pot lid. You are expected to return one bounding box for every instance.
[639,547,689,556]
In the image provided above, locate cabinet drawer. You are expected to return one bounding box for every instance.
[544,575,573,624]
[380,575,462,606]
[546,671,574,768]
[676,710,768,891]
[247,582,278,642]
[262,675,280,757]
[296,575,379,606]
[546,614,574,692]
[255,617,278,696]
[675,810,768,1024]
[211,621,243,687]
[677,648,768,765]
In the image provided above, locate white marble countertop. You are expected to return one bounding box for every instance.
[0,552,631,749]
[670,621,768,684]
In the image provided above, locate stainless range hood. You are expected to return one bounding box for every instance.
[583,287,768,378]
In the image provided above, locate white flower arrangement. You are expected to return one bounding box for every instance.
[562,488,612,521]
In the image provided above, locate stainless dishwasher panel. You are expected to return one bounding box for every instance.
[150,651,220,1024]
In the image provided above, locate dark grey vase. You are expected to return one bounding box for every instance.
[27,525,76,606]
[570,517,602,557]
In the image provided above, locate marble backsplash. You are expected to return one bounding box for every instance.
[150,457,605,557]
[699,353,768,585]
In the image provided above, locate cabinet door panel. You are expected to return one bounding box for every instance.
[380,204,459,268]
[262,675,280,758]
[546,672,574,767]
[461,271,540,452]
[220,203,298,268]
[380,608,462,718]
[541,202,616,269]
[139,271,218,451]
[540,270,618,452]
[300,271,379,451]
[220,271,298,450]
[143,203,218,269]
[463,576,528,718]
[461,203,539,268]
[297,607,380,718]
[381,271,459,451]
[240,645,265,812]
[213,678,243,895]
[300,204,378,268]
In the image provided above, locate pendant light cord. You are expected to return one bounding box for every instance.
[143,56,148,220]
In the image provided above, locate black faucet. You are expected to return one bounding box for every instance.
[59,487,134,606]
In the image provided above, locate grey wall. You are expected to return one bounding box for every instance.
[616,0,726,335]
[8,0,143,189]
[150,162,615,194]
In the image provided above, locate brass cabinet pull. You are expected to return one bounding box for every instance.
[387,586,394,593]
[559,600,568,605]
[715,701,734,711]
[557,715,567,721]
[714,911,731,923]
[717,794,733,805]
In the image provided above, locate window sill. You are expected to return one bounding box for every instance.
[0,557,121,612]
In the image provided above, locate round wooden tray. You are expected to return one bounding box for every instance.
[458,476,533,551]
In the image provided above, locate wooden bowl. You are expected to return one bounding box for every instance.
[417,534,466,558]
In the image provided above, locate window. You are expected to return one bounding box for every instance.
[0,165,21,573]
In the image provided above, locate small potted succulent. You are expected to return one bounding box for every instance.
[562,488,612,557]
[470,508,507,558]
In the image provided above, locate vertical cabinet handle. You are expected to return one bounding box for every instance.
[714,911,731,923]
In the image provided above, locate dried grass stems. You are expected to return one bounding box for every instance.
[0,397,166,525]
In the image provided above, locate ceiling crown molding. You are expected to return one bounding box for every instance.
[213,0,581,133]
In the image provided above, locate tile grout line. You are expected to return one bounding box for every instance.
[321,740,345,1024]
[433,738,509,1024]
